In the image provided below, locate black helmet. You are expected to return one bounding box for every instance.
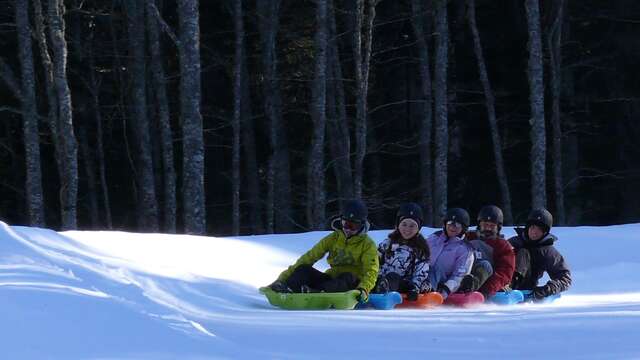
[396,203,424,228]
[526,208,553,233]
[342,199,368,223]
[443,208,470,229]
[477,205,503,225]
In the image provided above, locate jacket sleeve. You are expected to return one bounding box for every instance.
[357,239,380,292]
[507,235,522,249]
[544,247,572,295]
[377,238,391,264]
[411,256,431,292]
[479,240,516,297]
[443,247,474,293]
[277,232,335,281]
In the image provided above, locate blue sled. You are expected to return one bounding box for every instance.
[489,290,525,305]
[356,291,403,310]
[521,290,561,304]
[490,289,561,305]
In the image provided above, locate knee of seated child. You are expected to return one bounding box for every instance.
[474,259,494,276]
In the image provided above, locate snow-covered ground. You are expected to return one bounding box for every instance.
[2,221,640,359]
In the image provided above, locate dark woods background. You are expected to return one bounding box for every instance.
[0,0,639,235]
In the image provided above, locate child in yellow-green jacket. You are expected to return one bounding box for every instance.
[268,199,379,300]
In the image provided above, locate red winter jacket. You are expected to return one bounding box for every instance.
[466,231,516,297]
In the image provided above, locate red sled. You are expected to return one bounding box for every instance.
[444,291,485,307]
[396,291,444,309]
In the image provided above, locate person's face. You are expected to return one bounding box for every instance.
[342,219,362,237]
[479,221,498,238]
[527,224,545,241]
[445,220,463,237]
[398,218,420,239]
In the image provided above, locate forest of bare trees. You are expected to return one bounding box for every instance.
[0,0,639,235]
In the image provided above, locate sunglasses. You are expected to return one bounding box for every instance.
[342,219,362,231]
[446,220,463,228]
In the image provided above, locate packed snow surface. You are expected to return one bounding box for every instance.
[2,221,640,359]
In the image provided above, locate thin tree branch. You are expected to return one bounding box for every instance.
[0,106,24,115]
[145,0,180,47]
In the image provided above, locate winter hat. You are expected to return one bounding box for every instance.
[526,208,553,234]
[342,199,368,223]
[396,203,423,229]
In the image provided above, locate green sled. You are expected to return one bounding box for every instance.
[259,287,360,310]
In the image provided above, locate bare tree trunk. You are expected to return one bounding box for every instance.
[33,0,59,169]
[433,0,449,220]
[241,54,262,234]
[525,0,546,209]
[33,0,66,224]
[125,0,159,232]
[352,0,364,199]
[547,0,566,224]
[89,72,112,229]
[353,0,378,199]
[265,158,274,233]
[77,122,99,226]
[48,0,78,230]
[147,0,176,233]
[178,0,206,234]
[307,0,328,229]
[257,0,292,233]
[231,0,244,235]
[326,0,353,208]
[16,0,45,227]
[467,0,513,224]
[410,0,434,226]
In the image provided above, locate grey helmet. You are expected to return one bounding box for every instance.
[526,208,553,233]
[477,205,503,225]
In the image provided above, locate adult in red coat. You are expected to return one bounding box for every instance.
[459,205,515,298]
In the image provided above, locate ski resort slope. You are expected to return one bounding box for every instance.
[1,221,640,359]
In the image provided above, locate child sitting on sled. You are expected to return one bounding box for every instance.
[459,205,515,299]
[426,208,474,299]
[508,208,571,300]
[268,199,379,301]
[373,203,431,301]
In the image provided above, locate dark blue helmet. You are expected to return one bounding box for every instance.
[443,208,470,229]
[342,199,368,223]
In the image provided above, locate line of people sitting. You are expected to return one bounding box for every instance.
[268,199,572,303]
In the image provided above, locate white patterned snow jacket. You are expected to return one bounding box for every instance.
[377,234,431,292]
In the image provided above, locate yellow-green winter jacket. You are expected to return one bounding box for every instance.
[277,230,379,292]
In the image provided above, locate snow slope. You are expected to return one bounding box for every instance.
[1,221,640,359]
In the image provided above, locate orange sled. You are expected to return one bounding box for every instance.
[396,291,444,309]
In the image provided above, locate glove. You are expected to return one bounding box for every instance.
[511,272,523,289]
[269,280,291,293]
[437,283,451,297]
[406,287,420,301]
[356,288,369,302]
[533,285,551,300]
[458,274,478,293]
[373,276,390,294]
